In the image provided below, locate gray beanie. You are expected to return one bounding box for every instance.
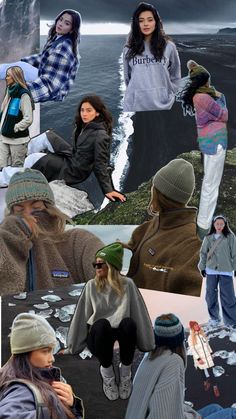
[6,168,55,210]
[153,158,195,204]
[10,313,57,354]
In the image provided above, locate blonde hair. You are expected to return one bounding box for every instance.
[8,203,72,240]
[2,66,34,111]
[6,66,28,89]
[148,186,185,216]
[95,262,125,297]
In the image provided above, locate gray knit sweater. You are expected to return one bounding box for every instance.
[66,276,155,354]
[125,350,200,419]
[123,40,181,112]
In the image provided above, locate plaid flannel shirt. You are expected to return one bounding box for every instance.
[21,35,79,103]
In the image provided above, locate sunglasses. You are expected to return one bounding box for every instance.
[92,262,107,269]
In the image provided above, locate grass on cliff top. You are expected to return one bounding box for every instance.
[73,149,236,230]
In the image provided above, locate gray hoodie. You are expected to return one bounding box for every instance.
[123,40,181,112]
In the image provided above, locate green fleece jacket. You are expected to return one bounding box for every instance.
[0,214,103,296]
[199,233,236,272]
[66,276,155,354]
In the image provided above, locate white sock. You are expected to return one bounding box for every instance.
[120,363,131,377]
[100,365,114,378]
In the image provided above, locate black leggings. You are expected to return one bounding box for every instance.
[87,318,137,368]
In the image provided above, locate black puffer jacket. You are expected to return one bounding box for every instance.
[32,121,114,194]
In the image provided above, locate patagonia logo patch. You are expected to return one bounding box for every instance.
[148,248,156,256]
[52,270,70,278]
[8,98,21,116]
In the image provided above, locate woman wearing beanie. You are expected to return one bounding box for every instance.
[125,313,236,419]
[0,313,84,418]
[178,60,228,239]
[123,2,181,111]
[125,158,202,296]
[0,66,34,168]
[199,215,236,328]
[0,168,104,296]
[65,242,155,401]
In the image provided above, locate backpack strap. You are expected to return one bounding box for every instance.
[4,379,50,419]
[206,236,224,262]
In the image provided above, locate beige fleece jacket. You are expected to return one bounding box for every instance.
[0,215,104,296]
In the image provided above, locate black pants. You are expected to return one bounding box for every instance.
[87,318,137,368]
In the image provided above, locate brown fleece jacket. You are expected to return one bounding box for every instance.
[0,215,104,296]
[127,207,202,296]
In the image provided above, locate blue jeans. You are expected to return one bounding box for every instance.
[206,275,236,325]
[198,403,236,418]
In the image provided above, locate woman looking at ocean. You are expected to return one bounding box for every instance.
[123,2,181,112]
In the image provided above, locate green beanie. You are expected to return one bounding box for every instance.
[153,158,195,204]
[6,169,55,210]
[96,243,124,271]
[187,60,210,78]
[10,313,57,354]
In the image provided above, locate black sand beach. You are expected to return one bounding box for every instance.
[124,34,236,192]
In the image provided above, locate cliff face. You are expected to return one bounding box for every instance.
[74,148,236,231]
[0,0,39,61]
[218,27,236,34]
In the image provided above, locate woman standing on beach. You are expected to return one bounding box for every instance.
[178,60,228,239]
[65,243,155,401]
[0,66,34,168]
[0,9,81,102]
[123,2,181,112]
[199,215,236,328]
[0,313,84,418]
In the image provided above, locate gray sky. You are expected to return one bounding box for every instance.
[40,0,236,25]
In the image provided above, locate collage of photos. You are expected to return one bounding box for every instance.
[0,0,236,418]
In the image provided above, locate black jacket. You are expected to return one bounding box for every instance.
[32,121,114,194]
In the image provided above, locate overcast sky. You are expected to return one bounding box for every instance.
[40,0,236,25]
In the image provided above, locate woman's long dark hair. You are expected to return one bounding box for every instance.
[47,9,81,56]
[75,95,113,136]
[125,2,169,60]
[207,215,232,237]
[178,72,210,116]
[0,354,75,419]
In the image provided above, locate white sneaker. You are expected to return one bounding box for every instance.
[100,366,119,401]
[119,372,132,400]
